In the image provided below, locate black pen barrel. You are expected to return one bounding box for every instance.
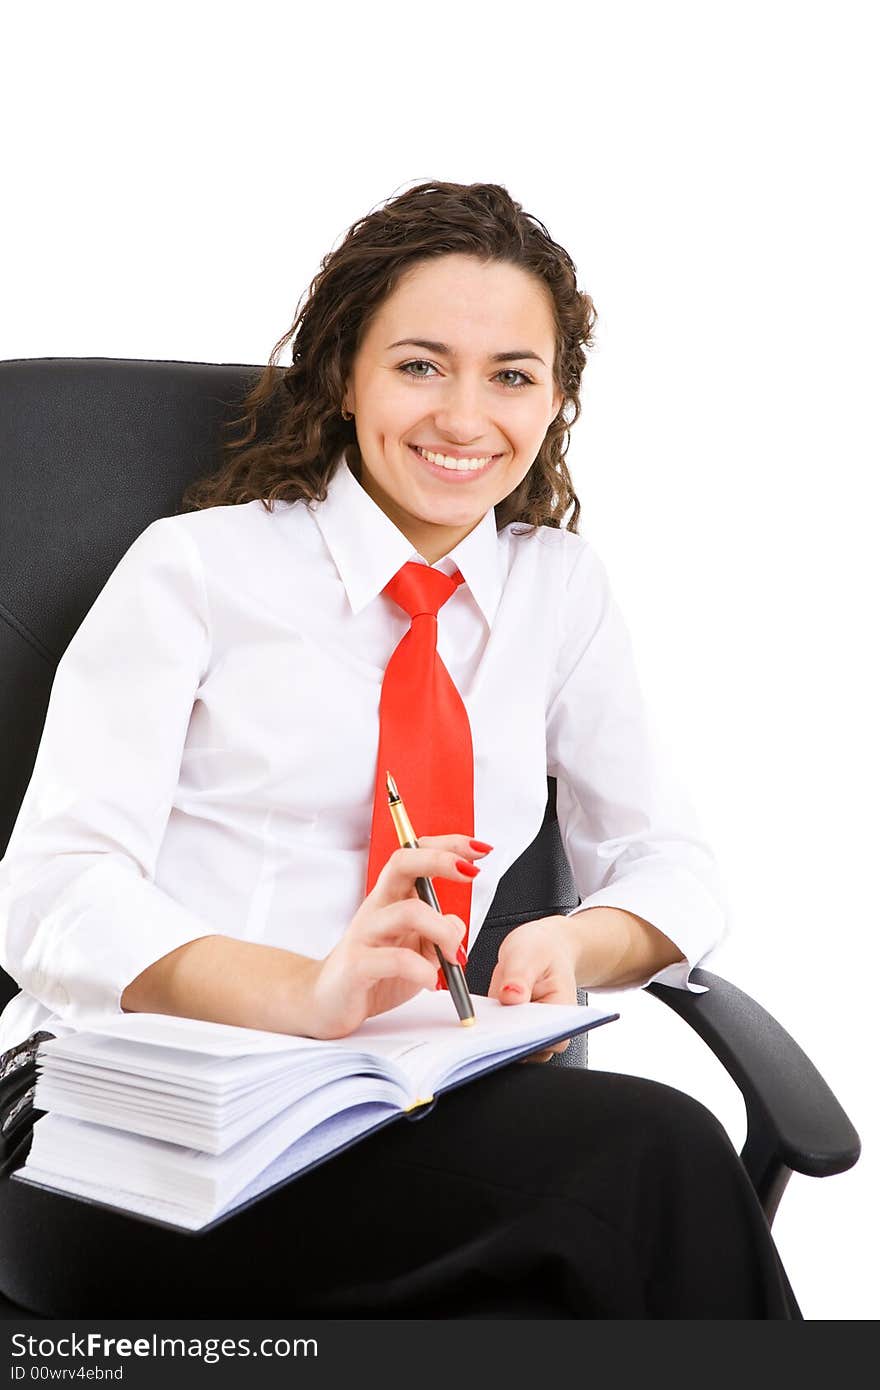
[413,875,476,1023]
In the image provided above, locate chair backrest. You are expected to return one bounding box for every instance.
[0,358,588,1063]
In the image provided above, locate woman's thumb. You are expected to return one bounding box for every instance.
[490,948,534,1003]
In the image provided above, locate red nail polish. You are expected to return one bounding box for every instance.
[469,840,494,853]
[455,858,480,877]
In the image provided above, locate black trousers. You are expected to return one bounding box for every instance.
[0,1053,802,1320]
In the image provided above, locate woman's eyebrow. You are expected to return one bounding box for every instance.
[386,337,546,366]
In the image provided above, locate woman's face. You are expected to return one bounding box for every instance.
[343,253,564,564]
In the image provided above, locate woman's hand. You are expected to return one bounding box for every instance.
[487,915,580,1064]
[303,835,490,1040]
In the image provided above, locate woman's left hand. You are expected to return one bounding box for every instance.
[487,915,580,1064]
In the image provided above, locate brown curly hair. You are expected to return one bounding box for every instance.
[179,179,598,536]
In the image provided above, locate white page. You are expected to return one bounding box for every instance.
[345,993,618,1095]
[53,995,499,1059]
[39,992,614,1086]
[34,1052,365,1129]
[46,1010,333,1057]
[13,1100,396,1233]
[417,1002,618,1094]
[24,1072,403,1209]
[33,1050,383,1154]
[36,1045,319,1095]
[32,992,495,1102]
[36,1058,313,1110]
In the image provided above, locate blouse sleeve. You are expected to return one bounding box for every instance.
[0,517,223,1028]
[545,536,729,993]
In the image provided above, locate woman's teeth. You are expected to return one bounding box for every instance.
[413,445,495,472]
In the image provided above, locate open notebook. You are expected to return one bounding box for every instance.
[13,991,618,1234]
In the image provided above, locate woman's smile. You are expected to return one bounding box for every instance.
[407,442,502,481]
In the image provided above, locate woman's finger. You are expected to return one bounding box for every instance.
[354,945,439,991]
[516,1047,555,1065]
[416,833,493,858]
[358,900,465,960]
[369,845,483,909]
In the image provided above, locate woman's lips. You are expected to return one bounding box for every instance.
[408,443,500,482]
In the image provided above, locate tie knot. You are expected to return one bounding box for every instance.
[382,560,465,620]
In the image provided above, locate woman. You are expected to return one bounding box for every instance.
[0,180,801,1318]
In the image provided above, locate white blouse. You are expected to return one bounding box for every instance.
[0,450,727,1053]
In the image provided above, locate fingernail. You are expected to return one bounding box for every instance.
[469,840,494,853]
[455,858,480,878]
[502,983,523,994]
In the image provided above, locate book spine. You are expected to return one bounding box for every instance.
[402,1095,437,1122]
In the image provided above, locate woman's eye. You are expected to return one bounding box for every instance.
[496,369,534,390]
[397,360,534,390]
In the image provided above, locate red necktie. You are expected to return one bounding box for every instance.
[365,561,474,989]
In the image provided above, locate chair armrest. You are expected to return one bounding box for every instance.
[645,967,861,1224]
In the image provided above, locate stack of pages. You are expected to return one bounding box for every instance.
[13,991,618,1233]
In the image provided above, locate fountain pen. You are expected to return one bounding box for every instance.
[385,772,476,1025]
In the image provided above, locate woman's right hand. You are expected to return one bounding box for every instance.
[302,836,490,1040]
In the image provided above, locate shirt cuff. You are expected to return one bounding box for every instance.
[563,867,728,995]
[16,856,223,1028]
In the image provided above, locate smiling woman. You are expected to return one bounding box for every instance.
[177,180,594,549]
[0,180,801,1319]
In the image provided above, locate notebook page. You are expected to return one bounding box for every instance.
[13,1101,396,1233]
[34,1050,386,1154]
[35,1035,317,1093]
[24,1073,403,1210]
[35,1048,314,1102]
[41,1013,331,1059]
[38,999,460,1093]
[337,992,615,1095]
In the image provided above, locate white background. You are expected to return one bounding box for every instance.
[2,0,877,1320]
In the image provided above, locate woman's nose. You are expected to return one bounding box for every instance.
[430,380,491,441]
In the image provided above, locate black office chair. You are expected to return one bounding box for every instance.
[0,357,861,1318]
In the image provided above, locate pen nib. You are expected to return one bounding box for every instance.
[386,771,399,800]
